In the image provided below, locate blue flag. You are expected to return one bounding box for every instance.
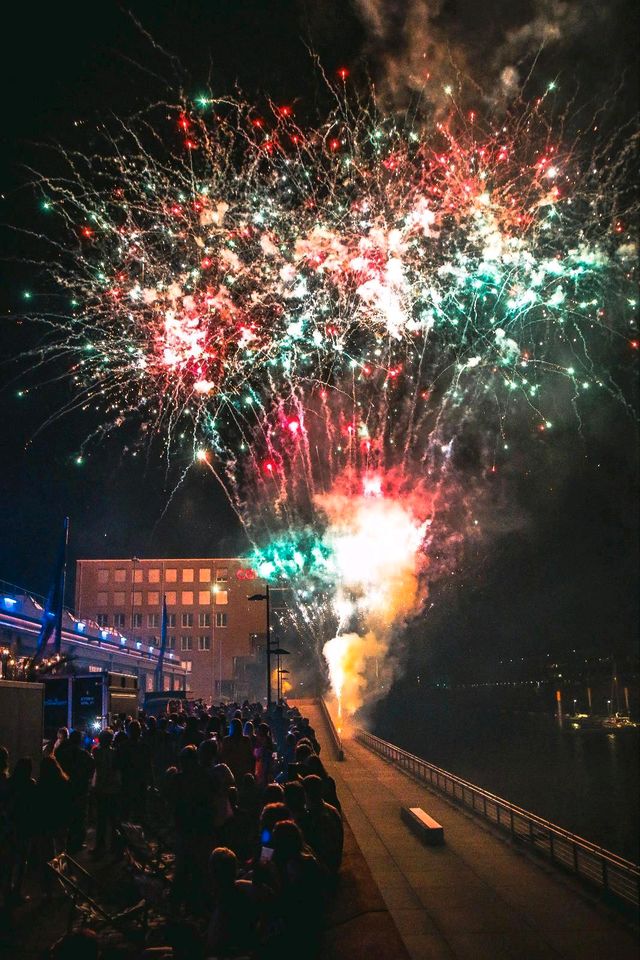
[35,516,70,661]
[155,593,168,690]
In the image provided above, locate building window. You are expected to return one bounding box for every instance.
[114,592,125,606]
[97,569,109,584]
[166,591,177,606]
[115,569,126,583]
[215,590,228,605]
[182,568,194,583]
[216,568,228,582]
[181,612,194,627]
[148,591,160,606]
[97,591,108,606]
[198,635,211,651]
[132,591,143,606]
[181,635,192,651]
[114,613,126,628]
[168,635,176,649]
[182,660,192,672]
[215,612,228,628]
[167,613,176,628]
[149,568,160,583]
[198,612,211,627]
[132,613,143,628]
[166,569,177,583]
[148,613,160,628]
[198,590,210,605]
[182,591,194,605]
[199,568,211,582]
[133,568,143,584]
[96,613,109,627]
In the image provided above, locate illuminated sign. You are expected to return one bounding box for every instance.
[236,568,257,581]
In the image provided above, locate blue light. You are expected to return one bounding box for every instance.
[120,637,126,645]
[136,641,142,649]
[3,597,17,607]
[149,645,154,653]
[101,630,109,640]
[76,622,86,633]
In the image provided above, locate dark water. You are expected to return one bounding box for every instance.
[372,687,640,863]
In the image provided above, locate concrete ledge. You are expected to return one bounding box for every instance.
[401,805,445,846]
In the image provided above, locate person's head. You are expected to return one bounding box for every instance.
[304,754,327,779]
[209,846,238,894]
[97,728,113,748]
[68,730,82,748]
[259,802,291,845]
[197,737,218,768]
[295,743,313,764]
[242,720,254,738]
[127,719,141,741]
[234,709,242,721]
[179,744,198,772]
[229,717,243,737]
[272,819,303,864]
[303,774,324,809]
[257,722,272,745]
[262,782,285,806]
[240,772,257,795]
[113,730,127,748]
[283,780,306,819]
[146,715,157,732]
[39,755,68,785]
[50,930,99,960]
[0,745,9,777]
[56,727,69,743]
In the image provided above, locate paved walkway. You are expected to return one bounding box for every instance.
[294,701,638,960]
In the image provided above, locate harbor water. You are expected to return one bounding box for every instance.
[372,685,640,863]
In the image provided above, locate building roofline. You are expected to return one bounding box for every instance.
[76,558,249,563]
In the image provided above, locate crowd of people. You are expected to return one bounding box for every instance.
[0,700,344,958]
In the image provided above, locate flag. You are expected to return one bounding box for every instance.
[155,593,168,690]
[35,516,70,661]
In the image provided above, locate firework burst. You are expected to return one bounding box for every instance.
[17,80,638,711]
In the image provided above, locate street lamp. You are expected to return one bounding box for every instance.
[248,586,272,710]
[130,557,140,644]
[271,648,290,702]
[278,667,291,701]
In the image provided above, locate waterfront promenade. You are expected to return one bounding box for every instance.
[293,700,639,960]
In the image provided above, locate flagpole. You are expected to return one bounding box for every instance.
[54,517,70,655]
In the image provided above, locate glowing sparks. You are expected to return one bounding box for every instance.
[16,81,638,713]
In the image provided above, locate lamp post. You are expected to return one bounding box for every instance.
[130,557,139,644]
[270,648,290,703]
[248,585,272,710]
[211,583,220,702]
[278,667,290,701]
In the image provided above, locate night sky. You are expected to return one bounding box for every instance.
[0,1,637,679]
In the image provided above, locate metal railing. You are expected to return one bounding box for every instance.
[320,697,344,761]
[355,729,640,909]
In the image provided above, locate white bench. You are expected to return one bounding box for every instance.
[401,806,444,845]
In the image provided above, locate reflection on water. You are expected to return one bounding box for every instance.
[373,687,640,862]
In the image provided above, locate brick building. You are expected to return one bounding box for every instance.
[75,558,268,700]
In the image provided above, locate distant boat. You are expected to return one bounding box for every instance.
[601,713,638,730]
